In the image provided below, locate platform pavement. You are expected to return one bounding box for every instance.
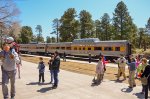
[0,61,145,99]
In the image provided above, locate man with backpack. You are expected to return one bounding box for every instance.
[0,43,20,99]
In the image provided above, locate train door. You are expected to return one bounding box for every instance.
[127,43,131,55]
[45,44,48,53]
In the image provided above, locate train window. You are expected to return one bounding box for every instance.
[66,47,71,50]
[56,47,59,49]
[83,47,85,50]
[104,47,112,51]
[115,47,120,51]
[79,47,81,50]
[94,47,102,50]
[74,47,77,50]
[61,47,65,50]
[88,47,91,50]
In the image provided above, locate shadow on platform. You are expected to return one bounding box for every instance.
[91,82,101,87]
[37,87,53,93]
[121,87,133,93]
[134,92,145,99]
[26,82,50,86]
[110,79,125,83]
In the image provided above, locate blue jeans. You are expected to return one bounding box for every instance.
[53,70,59,85]
[50,70,54,82]
[2,69,16,99]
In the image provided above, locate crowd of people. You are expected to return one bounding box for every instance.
[1,37,150,99]
[94,53,150,99]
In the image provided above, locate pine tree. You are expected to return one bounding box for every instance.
[94,20,101,39]
[79,10,94,38]
[51,18,60,43]
[59,8,79,42]
[46,36,51,43]
[146,17,150,32]
[112,1,137,41]
[20,26,33,44]
[35,25,44,43]
[100,13,112,40]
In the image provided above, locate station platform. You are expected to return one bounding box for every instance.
[0,61,145,99]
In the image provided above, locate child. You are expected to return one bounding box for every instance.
[38,57,45,83]
[48,55,54,84]
[95,57,104,84]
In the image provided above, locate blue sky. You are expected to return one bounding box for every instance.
[15,0,150,40]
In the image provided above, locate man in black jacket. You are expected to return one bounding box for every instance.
[141,60,150,99]
[52,51,60,89]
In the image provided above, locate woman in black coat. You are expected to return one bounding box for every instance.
[141,60,150,99]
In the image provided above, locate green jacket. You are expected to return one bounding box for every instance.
[137,63,147,73]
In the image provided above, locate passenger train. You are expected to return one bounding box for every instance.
[19,38,131,58]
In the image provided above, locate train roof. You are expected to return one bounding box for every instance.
[96,40,129,43]
[47,42,72,45]
[73,38,129,44]
[19,39,129,45]
[73,38,100,43]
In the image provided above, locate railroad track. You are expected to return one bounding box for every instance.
[21,54,99,63]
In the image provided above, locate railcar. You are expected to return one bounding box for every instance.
[46,42,72,55]
[70,38,131,57]
[19,44,30,53]
[19,38,131,58]
[36,43,47,54]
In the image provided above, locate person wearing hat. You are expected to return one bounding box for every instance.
[6,37,19,53]
[6,37,21,79]
[0,43,20,99]
[51,51,60,89]
[114,54,127,80]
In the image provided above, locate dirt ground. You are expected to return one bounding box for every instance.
[21,55,141,85]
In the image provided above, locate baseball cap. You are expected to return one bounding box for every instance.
[6,37,14,44]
